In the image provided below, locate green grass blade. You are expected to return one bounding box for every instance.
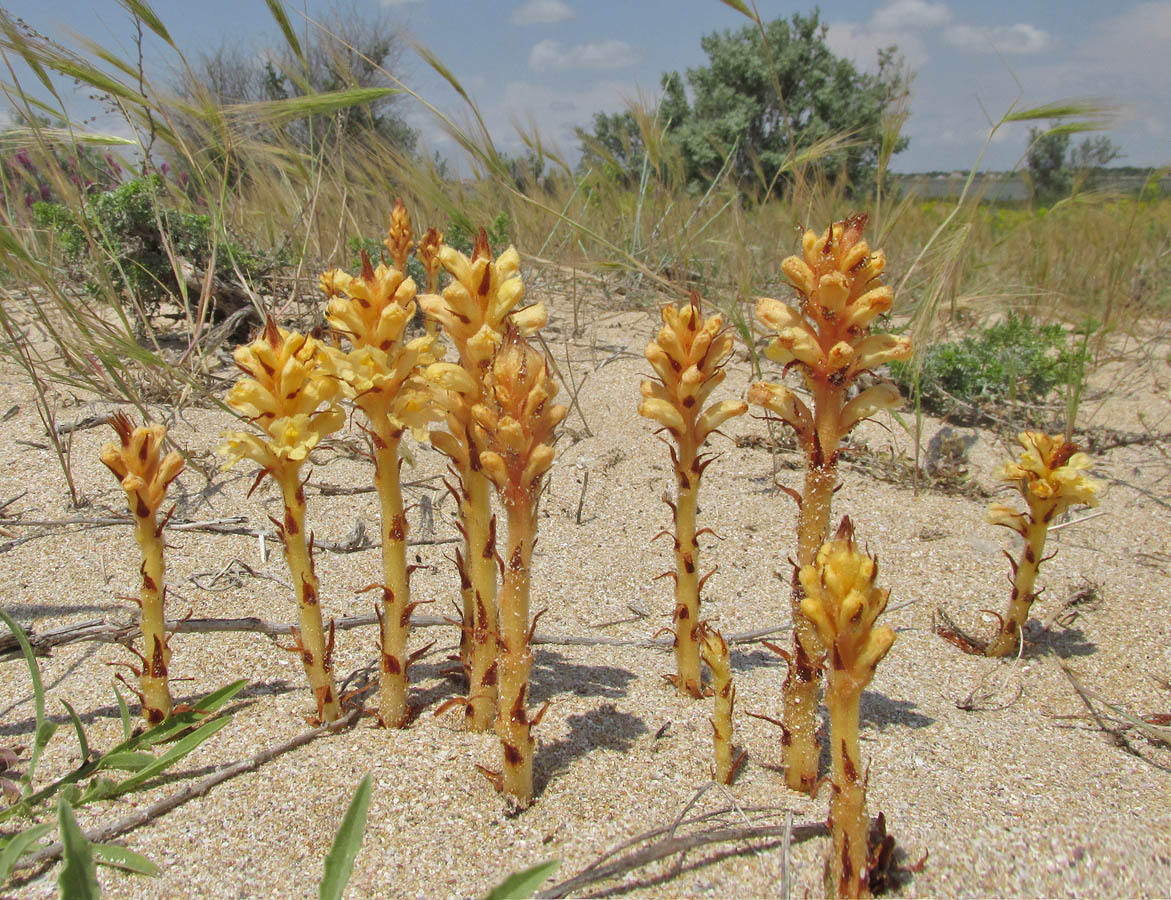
[112,686,132,743]
[319,774,373,900]
[0,822,53,882]
[717,0,756,19]
[60,701,89,763]
[97,752,156,774]
[92,842,159,877]
[0,609,53,792]
[106,716,232,797]
[57,800,99,900]
[127,678,246,749]
[482,859,560,900]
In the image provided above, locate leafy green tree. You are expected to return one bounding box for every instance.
[578,12,908,192]
[1026,126,1123,201]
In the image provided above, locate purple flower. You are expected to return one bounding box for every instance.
[160,161,171,177]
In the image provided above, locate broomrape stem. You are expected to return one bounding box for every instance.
[277,474,341,724]
[673,456,702,694]
[132,510,171,724]
[986,507,1051,657]
[826,687,869,898]
[374,437,411,727]
[497,501,536,805]
[699,625,739,785]
[463,469,500,732]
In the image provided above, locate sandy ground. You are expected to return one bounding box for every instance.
[0,283,1169,899]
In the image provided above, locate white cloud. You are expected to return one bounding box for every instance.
[826,23,927,71]
[943,23,1055,54]
[870,0,953,32]
[511,0,575,25]
[528,38,637,71]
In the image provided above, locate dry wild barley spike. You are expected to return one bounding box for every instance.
[100,414,184,724]
[220,317,346,723]
[422,230,547,732]
[469,328,566,806]
[321,240,438,727]
[749,215,910,792]
[639,294,746,697]
[698,623,744,785]
[983,431,1100,657]
[799,518,895,899]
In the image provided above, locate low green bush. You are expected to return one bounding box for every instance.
[889,312,1090,420]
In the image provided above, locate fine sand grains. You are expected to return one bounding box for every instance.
[0,300,1169,898]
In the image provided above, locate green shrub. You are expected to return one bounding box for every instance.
[890,313,1090,420]
[34,175,282,317]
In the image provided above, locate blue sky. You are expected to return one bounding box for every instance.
[3,0,1169,172]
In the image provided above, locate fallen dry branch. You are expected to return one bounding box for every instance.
[0,616,791,662]
[536,806,826,898]
[15,707,362,871]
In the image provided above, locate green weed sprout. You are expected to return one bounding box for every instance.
[221,318,346,723]
[638,296,746,697]
[99,414,184,724]
[983,432,1100,657]
[321,226,437,727]
[698,623,744,785]
[749,216,910,792]
[799,518,894,899]
[465,328,565,807]
[422,231,547,732]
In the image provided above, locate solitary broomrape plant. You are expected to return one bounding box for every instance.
[983,431,1099,657]
[422,230,547,731]
[698,623,743,785]
[100,415,184,724]
[321,245,437,727]
[469,328,565,806]
[799,518,895,899]
[749,215,910,792]
[639,295,746,697]
[221,318,346,723]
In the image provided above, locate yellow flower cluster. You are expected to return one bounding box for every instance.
[220,319,344,472]
[987,431,1100,531]
[419,232,546,372]
[799,521,895,682]
[100,414,185,516]
[638,299,747,444]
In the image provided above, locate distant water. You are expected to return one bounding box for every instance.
[892,173,1169,202]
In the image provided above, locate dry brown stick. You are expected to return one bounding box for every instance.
[1,616,790,662]
[537,813,826,898]
[16,707,363,870]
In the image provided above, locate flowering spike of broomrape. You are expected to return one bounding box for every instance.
[799,518,895,899]
[321,233,438,727]
[639,294,747,697]
[422,233,548,731]
[749,216,910,792]
[416,227,444,294]
[470,328,566,806]
[220,319,346,723]
[384,197,414,272]
[100,414,184,724]
[983,432,1100,657]
[699,623,743,785]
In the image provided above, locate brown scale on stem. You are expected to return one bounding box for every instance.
[748,216,910,792]
[100,415,184,724]
[467,327,566,807]
[799,518,895,899]
[422,232,547,732]
[638,293,746,698]
[320,213,438,728]
[220,318,346,723]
